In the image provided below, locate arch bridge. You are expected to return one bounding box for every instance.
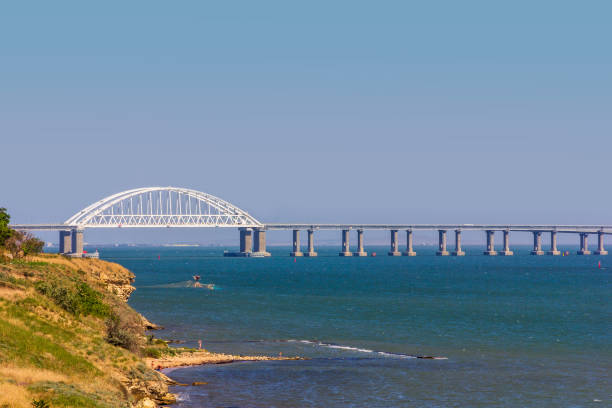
[10,186,612,258]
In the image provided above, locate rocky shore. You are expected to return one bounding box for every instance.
[147,349,303,370]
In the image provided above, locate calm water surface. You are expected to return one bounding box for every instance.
[99,246,611,407]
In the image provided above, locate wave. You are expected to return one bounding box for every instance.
[286,339,447,360]
[141,280,217,289]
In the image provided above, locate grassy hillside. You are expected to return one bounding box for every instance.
[0,254,175,408]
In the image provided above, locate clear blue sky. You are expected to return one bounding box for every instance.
[1,1,611,244]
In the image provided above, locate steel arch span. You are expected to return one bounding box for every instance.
[65,187,262,228]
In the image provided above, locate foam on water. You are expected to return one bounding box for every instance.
[287,339,447,359]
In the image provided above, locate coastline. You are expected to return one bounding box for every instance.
[0,253,301,408]
[147,349,302,370]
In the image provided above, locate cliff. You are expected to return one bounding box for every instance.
[0,254,174,408]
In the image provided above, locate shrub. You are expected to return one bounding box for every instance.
[32,400,50,408]
[5,230,44,259]
[22,235,45,256]
[35,280,110,318]
[105,315,140,353]
[143,347,162,358]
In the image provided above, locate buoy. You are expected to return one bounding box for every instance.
[294,257,296,263]
[598,261,601,269]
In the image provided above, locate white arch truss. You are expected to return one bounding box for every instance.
[65,187,262,228]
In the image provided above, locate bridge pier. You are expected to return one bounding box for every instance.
[252,228,271,257]
[353,229,368,256]
[70,229,84,257]
[531,231,544,255]
[547,231,560,255]
[339,229,352,256]
[499,230,513,256]
[436,230,449,256]
[388,230,401,256]
[594,231,607,255]
[452,229,465,256]
[577,233,591,255]
[483,230,497,256]
[403,229,416,256]
[59,230,72,254]
[290,230,303,257]
[304,229,317,257]
[239,228,253,255]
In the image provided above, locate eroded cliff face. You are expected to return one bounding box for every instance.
[73,257,136,301]
[30,255,137,301]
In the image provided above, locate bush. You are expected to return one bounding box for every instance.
[31,400,50,408]
[143,347,162,358]
[35,280,110,318]
[105,314,140,353]
[5,230,44,259]
[22,235,44,256]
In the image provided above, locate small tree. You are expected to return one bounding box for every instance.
[5,230,44,259]
[0,207,11,247]
[22,234,45,256]
[5,229,24,258]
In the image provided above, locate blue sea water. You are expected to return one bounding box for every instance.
[99,246,611,407]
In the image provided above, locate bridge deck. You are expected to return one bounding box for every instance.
[263,224,612,234]
[11,223,612,235]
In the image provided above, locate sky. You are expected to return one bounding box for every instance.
[1,1,611,245]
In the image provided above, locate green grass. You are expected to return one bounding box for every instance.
[10,260,50,268]
[0,318,99,376]
[35,280,110,318]
[2,299,76,344]
[29,383,115,408]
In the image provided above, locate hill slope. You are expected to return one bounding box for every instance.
[0,254,175,408]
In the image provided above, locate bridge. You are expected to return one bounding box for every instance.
[10,186,612,257]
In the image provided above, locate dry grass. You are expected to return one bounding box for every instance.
[0,382,32,408]
[29,255,132,277]
[0,365,69,385]
[0,286,26,301]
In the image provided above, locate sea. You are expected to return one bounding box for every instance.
[98,246,611,407]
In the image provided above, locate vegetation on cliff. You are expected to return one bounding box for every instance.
[0,208,45,261]
[0,253,175,407]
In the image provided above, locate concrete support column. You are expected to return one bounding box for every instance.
[239,228,253,254]
[530,231,544,255]
[290,229,303,256]
[71,229,84,256]
[577,233,591,255]
[499,230,513,256]
[253,228,271,257]
[595,231,608,255]
[547,231,560,255]
[388,230,401,256]
[483,230,497,256]
[452,229,465,256]
[59,230,72,254]
[339,229,352,256]
[353,229,368,256]
[304,229,318,257]
[403,229,416,256]
[436,230,449,256]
